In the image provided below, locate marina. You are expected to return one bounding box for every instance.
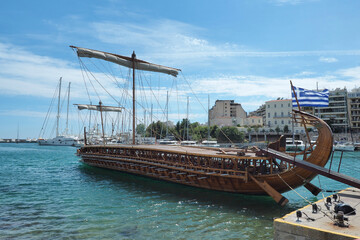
[2,1,360,239]
[1,143,359,239]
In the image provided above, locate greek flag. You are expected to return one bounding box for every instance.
[292,86,329,107]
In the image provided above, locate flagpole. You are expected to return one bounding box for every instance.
[290,81,312,151]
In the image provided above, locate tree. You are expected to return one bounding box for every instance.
[174,118,191,140]
[136,123,145,135]
[275,126,281,135]
[192,125,208,141]
[146,121,167,139]
[283,125,289,133]
[210,125,218,139]
[216,126,244,143]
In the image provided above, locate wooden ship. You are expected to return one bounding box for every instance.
[71,46,360,206]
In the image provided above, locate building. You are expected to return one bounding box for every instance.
[265,99,293,130]
[249,104,266,126]
[240,116,263,127]
[315,88,348,132]
[347,87,360,133]
[265,99,308,134]
[209,100,246,127]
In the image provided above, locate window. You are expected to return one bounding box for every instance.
[288,103,290,107]
[268,121,271,126]
[281,112,284,117]
[274,104,276,108]
[275,120,277,124]
[281,103,283,107]
[281,120,284,124]
[268,113,270,118]
[274,112,277,117]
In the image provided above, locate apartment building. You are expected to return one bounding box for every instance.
[209,100,246,127]
[348,87,360,133]
[315,88,348,132]
[249,104,266,125]
[265,99,293,129]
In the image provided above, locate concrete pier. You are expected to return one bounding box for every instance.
[274,188,360,240]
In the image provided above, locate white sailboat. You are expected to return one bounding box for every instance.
[38,78,80,146]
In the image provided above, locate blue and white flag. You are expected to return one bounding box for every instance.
[292,86,329,107]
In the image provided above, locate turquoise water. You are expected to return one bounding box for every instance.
[1,143,359,239]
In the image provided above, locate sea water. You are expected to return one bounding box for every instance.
[1,143,359,239]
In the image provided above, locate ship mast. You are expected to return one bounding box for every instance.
[132,51,136,144]
[70,46,180,144]
[56,77,62,137]
[65,82,71,135]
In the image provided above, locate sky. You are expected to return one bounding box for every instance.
[1,0,360,139]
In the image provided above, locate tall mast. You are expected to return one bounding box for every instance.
[132,51,136,145]
[207,94,210,141]
[16,122,19,144]
[99,101,106,145]
[150,104,153,137]
[65,82,71,135]
[56,77,62,137]
[144,109,146,138]
[166,91,169,137]
[186,96,189,140]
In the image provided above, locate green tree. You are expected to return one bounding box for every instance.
[210,125,218,139]
[216,126,244,143]
[283,125,289,133]
[136,123,145,135]
[192,125,208,141]
[146,121,167,139]
[275,126,281,135]
[174,118,191,140]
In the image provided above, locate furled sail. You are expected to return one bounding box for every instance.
[75,104,123,112]
[70,46,180,77]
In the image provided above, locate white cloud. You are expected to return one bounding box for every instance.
[91,20,360,61]
[270,0,318,6]
[319,56,338,63]
[337,66,360,80]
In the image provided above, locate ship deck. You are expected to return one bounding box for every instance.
[86,144,259,158]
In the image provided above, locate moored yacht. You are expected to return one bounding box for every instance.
[333,142,355,152]
[285,138,305,151]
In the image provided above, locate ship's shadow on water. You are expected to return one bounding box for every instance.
[78,164,296,217]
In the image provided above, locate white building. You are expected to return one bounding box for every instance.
[266,99,310,134]
[266,99,292,129]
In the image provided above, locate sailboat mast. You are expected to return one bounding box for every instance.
[208,94,210,141]
[186,96,189,140]
[99,101,106,145]
[166,91,169,137]
[56,77,62,137]
[150,104,153,137]
[132,51,136,145]
[66,82,71,135]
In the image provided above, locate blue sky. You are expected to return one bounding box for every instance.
[1,0,360,138]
